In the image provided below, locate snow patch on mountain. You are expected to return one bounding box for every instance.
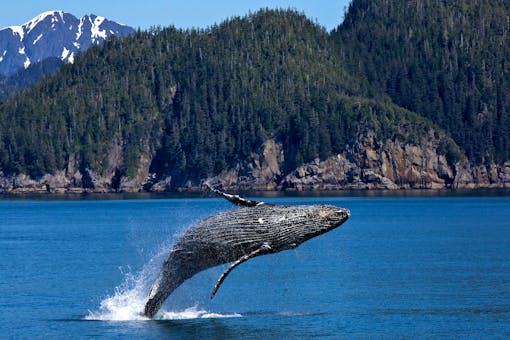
[76,18,84,40]
[0,11,134,76]
[91,16,107,42]
[7,25,24,40]
[25,10,62,33]
[33,34,43,45]
[61,47,70,59]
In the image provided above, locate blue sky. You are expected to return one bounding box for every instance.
[0,0,351,31]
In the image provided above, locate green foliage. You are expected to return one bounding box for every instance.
[437,139,465,166]
[0,57,63,100]
[0,7,495,188]
[333,0,510,164]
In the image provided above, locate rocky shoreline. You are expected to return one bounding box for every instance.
[207,131,510,192]
[1,163,508,195]
[1,130,509,194]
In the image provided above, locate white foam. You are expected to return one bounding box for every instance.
[85,238,240,321]
[85,271,149,321]
[85,268,241,321]
[159,306,241,320]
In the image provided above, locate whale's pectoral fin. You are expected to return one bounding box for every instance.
[206,182,264,207]
[210,243,272,299]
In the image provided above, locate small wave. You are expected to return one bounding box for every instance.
[158,306,241,320]
[86,303,241,321]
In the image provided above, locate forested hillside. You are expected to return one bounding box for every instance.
[0,10,440,190]
[333,0,510,164]
[0,7,508,192]
[0,57,63,100]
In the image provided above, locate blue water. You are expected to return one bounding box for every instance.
[1,195,509,338]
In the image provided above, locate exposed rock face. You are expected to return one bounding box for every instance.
[210,130,510,191]
[119,155,152,192]
[280,129,458,190]
[209,139,284,190]
[0,146,153,194]
[453,162,510,189]
[1,129,509,193]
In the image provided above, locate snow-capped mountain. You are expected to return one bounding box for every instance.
[0,11,134,76]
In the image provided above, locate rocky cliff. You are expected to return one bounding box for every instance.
[0,140,154,194]
[208,129,509,191]
[1,128,509,194]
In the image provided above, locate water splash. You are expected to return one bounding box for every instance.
[85,244,241,321]
[159,306,241,320]
[84,268,152,321]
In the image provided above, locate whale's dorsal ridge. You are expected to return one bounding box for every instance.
[206,182,264,207]
[210,243,272,299]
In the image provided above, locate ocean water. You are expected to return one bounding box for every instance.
[1,194,509,338]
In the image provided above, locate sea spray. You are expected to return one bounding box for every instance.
[85,259,158,321]
[85,229,241,321]
[159,306,241,320]
[85,265,241,321]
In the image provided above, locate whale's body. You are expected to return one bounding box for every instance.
[144,188,350,318]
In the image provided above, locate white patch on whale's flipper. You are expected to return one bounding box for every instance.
[210,243,272,299]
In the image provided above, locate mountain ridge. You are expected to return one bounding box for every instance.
[0,10,134,76]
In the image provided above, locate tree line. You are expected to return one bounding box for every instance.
[0,7,495,188]
[333,0,510,164]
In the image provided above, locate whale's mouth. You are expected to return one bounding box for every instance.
[323,207,350,229]
[299,207,349,244]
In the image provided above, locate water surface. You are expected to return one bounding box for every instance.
[1,195,509,338]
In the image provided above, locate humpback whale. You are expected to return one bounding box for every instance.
[143,185,350,318]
